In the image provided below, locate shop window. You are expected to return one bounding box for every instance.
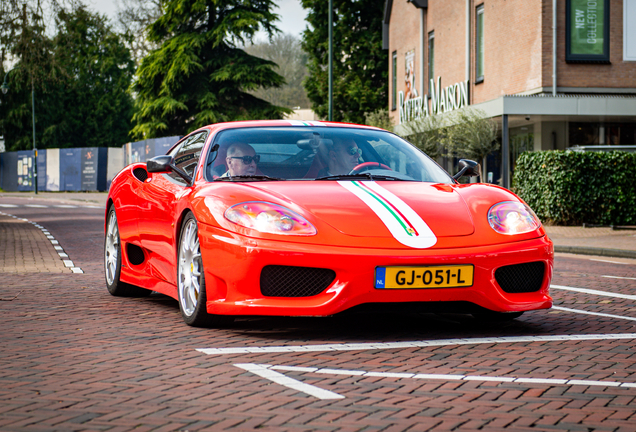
[475,5,484,83]
[569,123,636,146]
[626,0,636,61]
[428,31,434,94]
[392,51,397,110]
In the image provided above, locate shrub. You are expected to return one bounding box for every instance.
[513,150,636,226]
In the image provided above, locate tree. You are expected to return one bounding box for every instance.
[444,109,499,174]
[364,109,393,132]
[131,0,291,139]
[397,109,498,170]
[301,0,387,124]
[399,114,448,160]
[115,0,164,66]
[1,4,135,150]
[46,6,136,148]
[244,33,310,109]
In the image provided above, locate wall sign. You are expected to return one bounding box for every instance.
[566,0,610,63]
[399,77,469,124]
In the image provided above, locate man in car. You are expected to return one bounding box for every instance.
[318,137,362,177]
[223,143,260,177]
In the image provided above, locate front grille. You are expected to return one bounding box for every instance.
[126,243,145,265]
[133,167,148,182]
[260,265,336,297]
[495,261,545,293]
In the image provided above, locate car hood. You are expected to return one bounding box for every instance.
[252,181,475,240]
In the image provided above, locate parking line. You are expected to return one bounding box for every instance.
[590,258,628,265]
[238,363,636,400]
[552,306,636,322]
[197,333,636,356]
[551,284,636,301]
[235,363,344,400]
[602,275,636,281]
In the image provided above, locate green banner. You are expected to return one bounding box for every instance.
[570,0,605,55]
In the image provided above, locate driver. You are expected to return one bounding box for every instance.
[222,142,259,177]
[318,138,362,176]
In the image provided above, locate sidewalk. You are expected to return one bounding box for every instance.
[544,225,636,259]
[0,193,634,274]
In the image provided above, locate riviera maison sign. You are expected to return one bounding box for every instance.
[399,77,469,124]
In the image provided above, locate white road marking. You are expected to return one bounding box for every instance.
[24,204,47,208]
[0,204,18,207]
[238,363,636,399]
[0,212,83,274]
[53,205,78,208]
[551,284,636,301]
[590,258,628,265]
[197,333,636,356]
[235,363,344,400]
[602,275,636,281]
[552,306,636,322]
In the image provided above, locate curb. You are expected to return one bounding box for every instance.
[554,245,636,260]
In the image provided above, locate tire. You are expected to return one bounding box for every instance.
[177,213,233,327]
[472,310,524,323]
[104,206,151,297]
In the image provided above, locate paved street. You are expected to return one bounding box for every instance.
[1,194,636,431]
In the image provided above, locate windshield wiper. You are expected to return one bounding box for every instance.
[315,173,405,181]
[215,175,284,182]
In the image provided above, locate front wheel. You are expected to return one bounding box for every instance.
[104,206,150,297]
[177,213,233,327]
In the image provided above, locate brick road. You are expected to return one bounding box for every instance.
[1,195,636,431]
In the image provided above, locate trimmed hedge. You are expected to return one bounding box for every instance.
[512,151,636,226]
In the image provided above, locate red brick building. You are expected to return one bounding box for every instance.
[384,0,636,186]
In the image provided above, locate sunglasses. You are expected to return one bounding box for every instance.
[347,147,362,156]
[230,155,260,165]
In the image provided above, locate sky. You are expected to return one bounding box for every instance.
[88,0,309,38]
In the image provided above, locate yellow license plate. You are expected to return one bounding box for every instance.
[375,265,474,289]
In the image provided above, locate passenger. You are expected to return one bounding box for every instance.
[222,143,260,177]
[317,138,362,177]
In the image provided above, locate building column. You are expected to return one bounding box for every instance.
[502,114,510,189]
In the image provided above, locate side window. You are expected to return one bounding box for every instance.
[168,131,208,183]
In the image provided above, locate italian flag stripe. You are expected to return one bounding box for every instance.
[352,181,418,237]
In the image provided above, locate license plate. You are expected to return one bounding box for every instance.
[375,265,474,289]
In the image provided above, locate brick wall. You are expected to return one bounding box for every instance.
[388,0,636,123]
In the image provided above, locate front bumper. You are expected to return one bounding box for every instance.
[198,224,553,316]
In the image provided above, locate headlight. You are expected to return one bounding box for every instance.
[488,201,541,235]
[224,201,317,236]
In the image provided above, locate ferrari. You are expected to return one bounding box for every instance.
[104,120,553,327]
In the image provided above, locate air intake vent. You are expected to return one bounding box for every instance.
[126,243,145,265]
[495,261,545,294]
[133,167,148,182]
[260,265,336,297]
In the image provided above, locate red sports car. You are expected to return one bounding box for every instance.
[104,120,553,327]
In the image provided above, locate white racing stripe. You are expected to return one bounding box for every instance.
[240,363,636,400]
[551,284,636,301]
[338,180,436,249]
[235,363,344,400]
[197,333,636,356]
[552,306,636,321]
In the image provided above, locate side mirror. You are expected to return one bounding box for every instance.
[147,155,173,173]
[452,159,481,180]
[146,155,193,184]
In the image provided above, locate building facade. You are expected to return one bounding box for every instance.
[384,0,636,187]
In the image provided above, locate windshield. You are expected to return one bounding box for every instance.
[204,126,453,183]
